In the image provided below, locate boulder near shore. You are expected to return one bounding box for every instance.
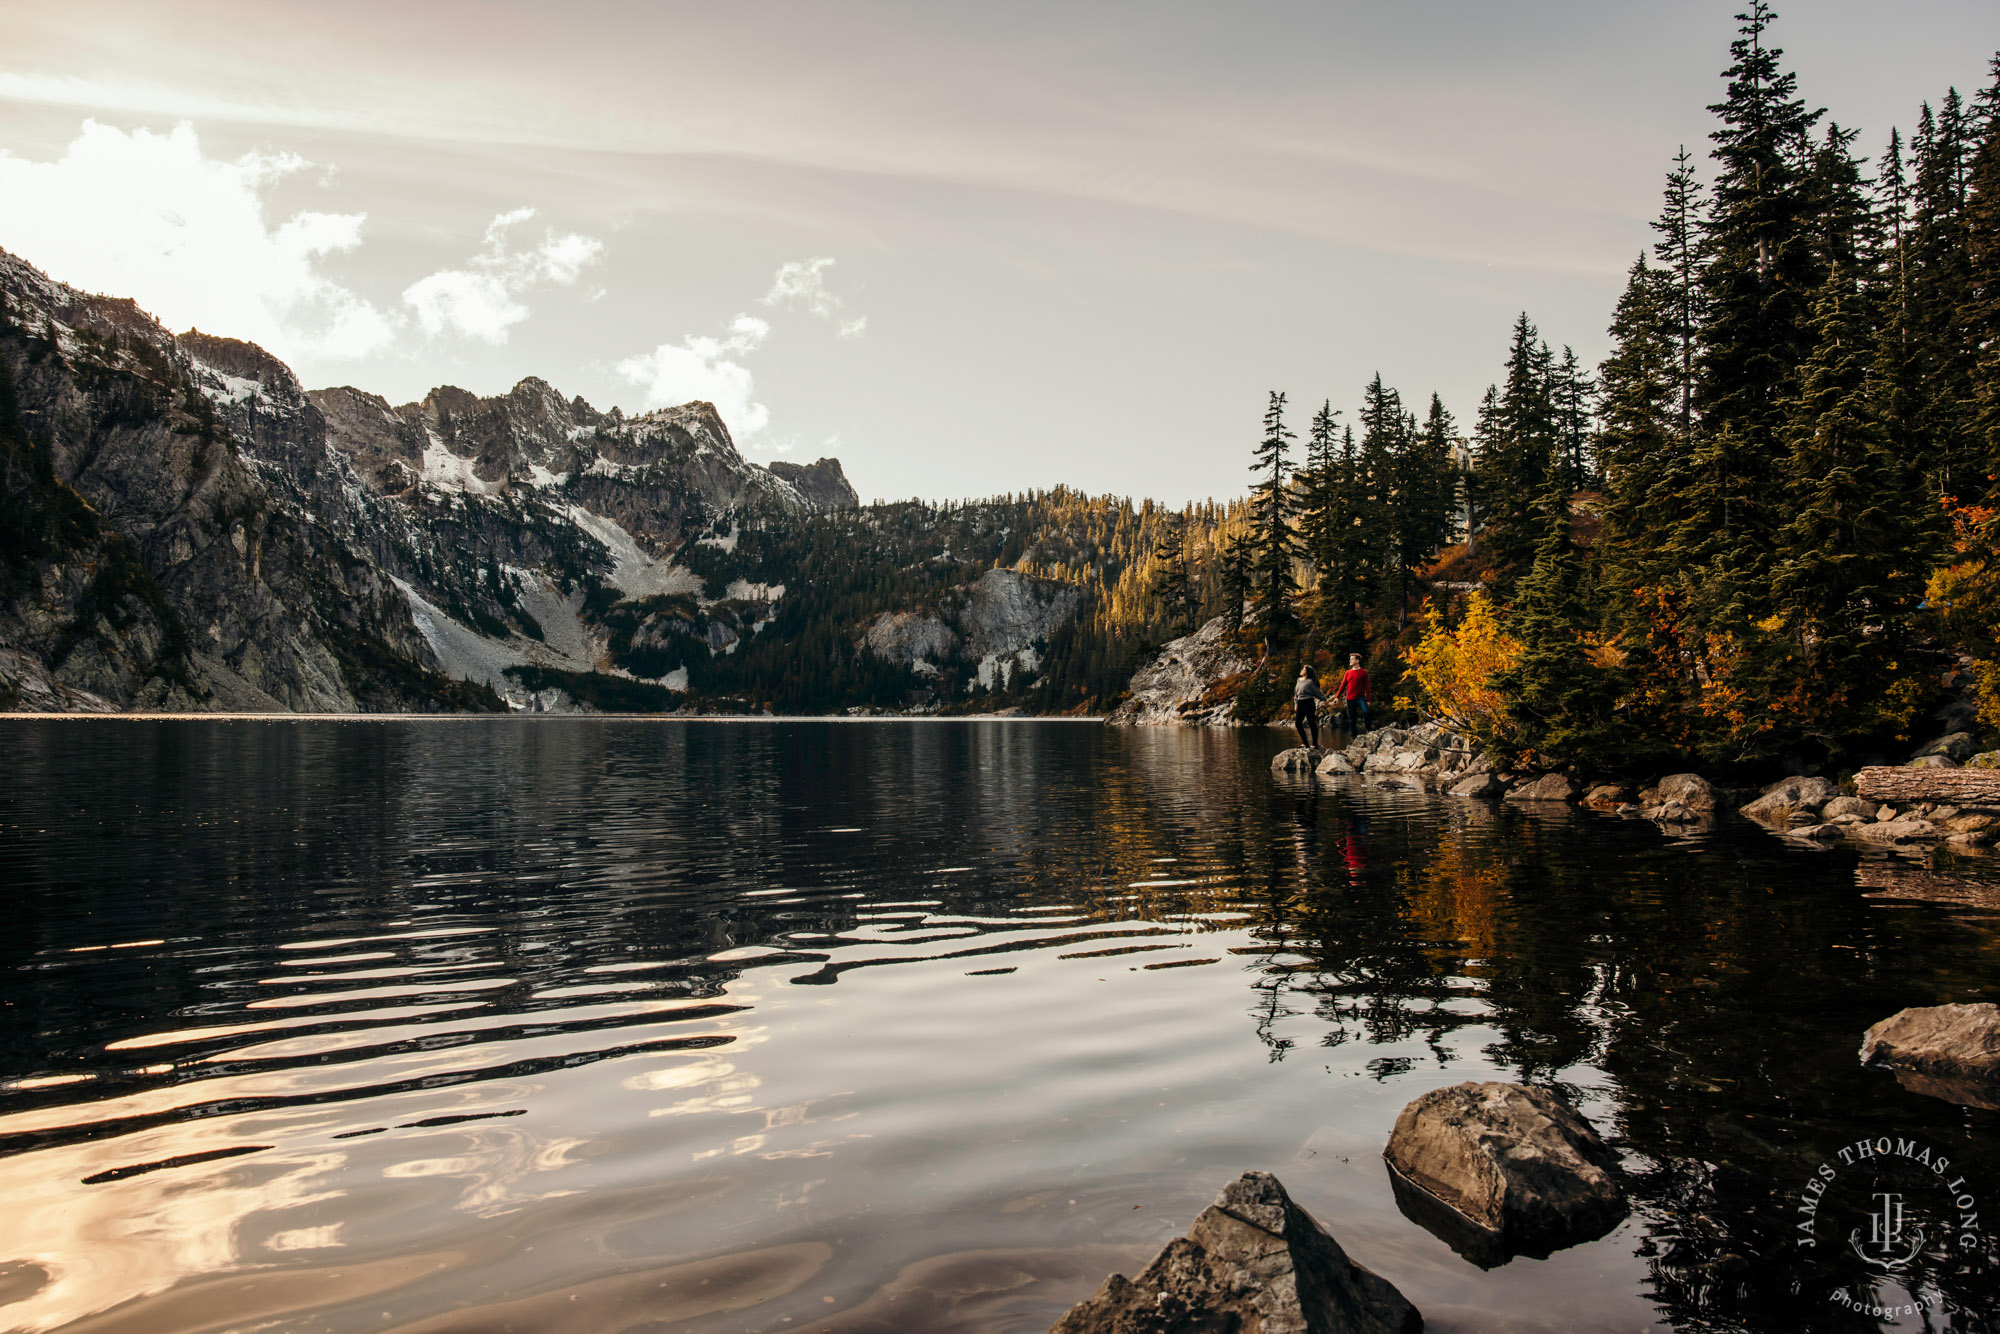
[1049,1170,1421,1334]
[1859,1003,2000,1108]
[1383,1082,1626,1263]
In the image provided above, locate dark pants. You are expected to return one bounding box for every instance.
[1344,698,1366,733]
[1294,699,1319,749]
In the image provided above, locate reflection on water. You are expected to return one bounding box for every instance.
[0,719,1996,1332]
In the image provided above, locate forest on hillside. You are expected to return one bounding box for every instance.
[1207,3,2000,775]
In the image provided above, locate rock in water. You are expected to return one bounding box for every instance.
[1049,1170,1420,1334]
[1272,748,1324,775]
[1583,783,1630,809]
[1740,776,1838,823]
[1505,774,1577,803]
[1383,1082,1625,1262]
[1640,773,1717,813]
[1448,773,1505,799]
[1859,1003,2000,1108]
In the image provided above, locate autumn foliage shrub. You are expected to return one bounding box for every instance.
[1400,592,1521,748]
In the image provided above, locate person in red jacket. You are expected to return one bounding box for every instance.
[1336,654,1370,734]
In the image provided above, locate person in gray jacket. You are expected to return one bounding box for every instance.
[1292,665,1327,749]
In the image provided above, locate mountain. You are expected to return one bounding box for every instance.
[0,246,863,712]
[0,247,1256,717]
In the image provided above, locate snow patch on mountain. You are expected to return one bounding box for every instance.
[421,431,491,495]
[568,509,702,599]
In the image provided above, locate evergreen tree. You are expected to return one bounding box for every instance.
[1151,517,1197,633]
[1493,467,1621,766]
[1320,423,1369,646]
[1392,394,1457,623]
[1597,256,1679,595]
[1355,374,1405,618]
[1551,346,1597,490]
[1300,400,1342,579]
[1247,391,1299,646]
[1219,535,1255,633]
[1766,252,1930,747]
[1909,91,1978,491]
[1874,123,1926,479]
[1654,146,1707,443]
[1966,56,2000,477]
[1692,0,1823,589]
[1471,313,1556,583]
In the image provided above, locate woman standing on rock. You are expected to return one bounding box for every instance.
[1337,654,1370,734]
[1292,666,1326,750]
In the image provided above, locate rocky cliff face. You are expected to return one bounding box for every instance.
[859,567,1081,699]
[1106,615,1257,726]
[0,253,498,712]
[0,246,860,713]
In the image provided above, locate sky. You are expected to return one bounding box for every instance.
[0,2,1994,505]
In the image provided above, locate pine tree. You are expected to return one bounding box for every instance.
[1597,256,1679,595]
[1151,517,1197,633]
[1247,391,1299,646]
[1219,535,1255,633]
[1355,374,1405,619]
[1654,146,1707,443]
[1300,400,1342,579]
[1320,423,1369,647]
[1966,56,2000,477]
[1875,123,1925,479]
[1907,91,1981,502]
[1766,252,1930,747]
[1551,346,1597,490]
[1392,394,1457,622]
[1493,466,1620,766]
[1471,314,1556,583]
[1693,0,1823,591]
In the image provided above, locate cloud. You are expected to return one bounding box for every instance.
[762,256,866,339]
[402,208,604,343]
[617,314,772,437]
[0,119,393,359]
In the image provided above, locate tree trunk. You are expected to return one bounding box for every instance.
[1853,766,2000,804]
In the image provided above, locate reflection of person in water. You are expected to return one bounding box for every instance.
[1341,817,1369,887]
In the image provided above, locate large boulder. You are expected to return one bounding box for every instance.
[1448,773,1505,799]
[1820,795,1877,822]
[1914,731,1979,762]
[1848,818,1939,845]
[1049,1170,1421,1334]
[1505,774,1578,803]
[1383,1082,1625,1263]
[1860,1003,2000,1107]
[1640,773,1717,813]
[1583,783,1630,809]
[1273,747,1327,775]
[1740,776,1839,823]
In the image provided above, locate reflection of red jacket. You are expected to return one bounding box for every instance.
[1337,668,1370,701]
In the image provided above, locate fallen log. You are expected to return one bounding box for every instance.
[1854,766,2000,804]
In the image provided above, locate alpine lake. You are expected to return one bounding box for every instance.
[1,718,1996,1333]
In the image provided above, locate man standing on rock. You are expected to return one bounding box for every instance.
[1293,665,1326,750]
[1337,654,1370,734]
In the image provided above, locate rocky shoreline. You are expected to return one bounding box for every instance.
[1271,722,2000,855]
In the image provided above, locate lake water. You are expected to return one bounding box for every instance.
[0,719,1996,1333]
